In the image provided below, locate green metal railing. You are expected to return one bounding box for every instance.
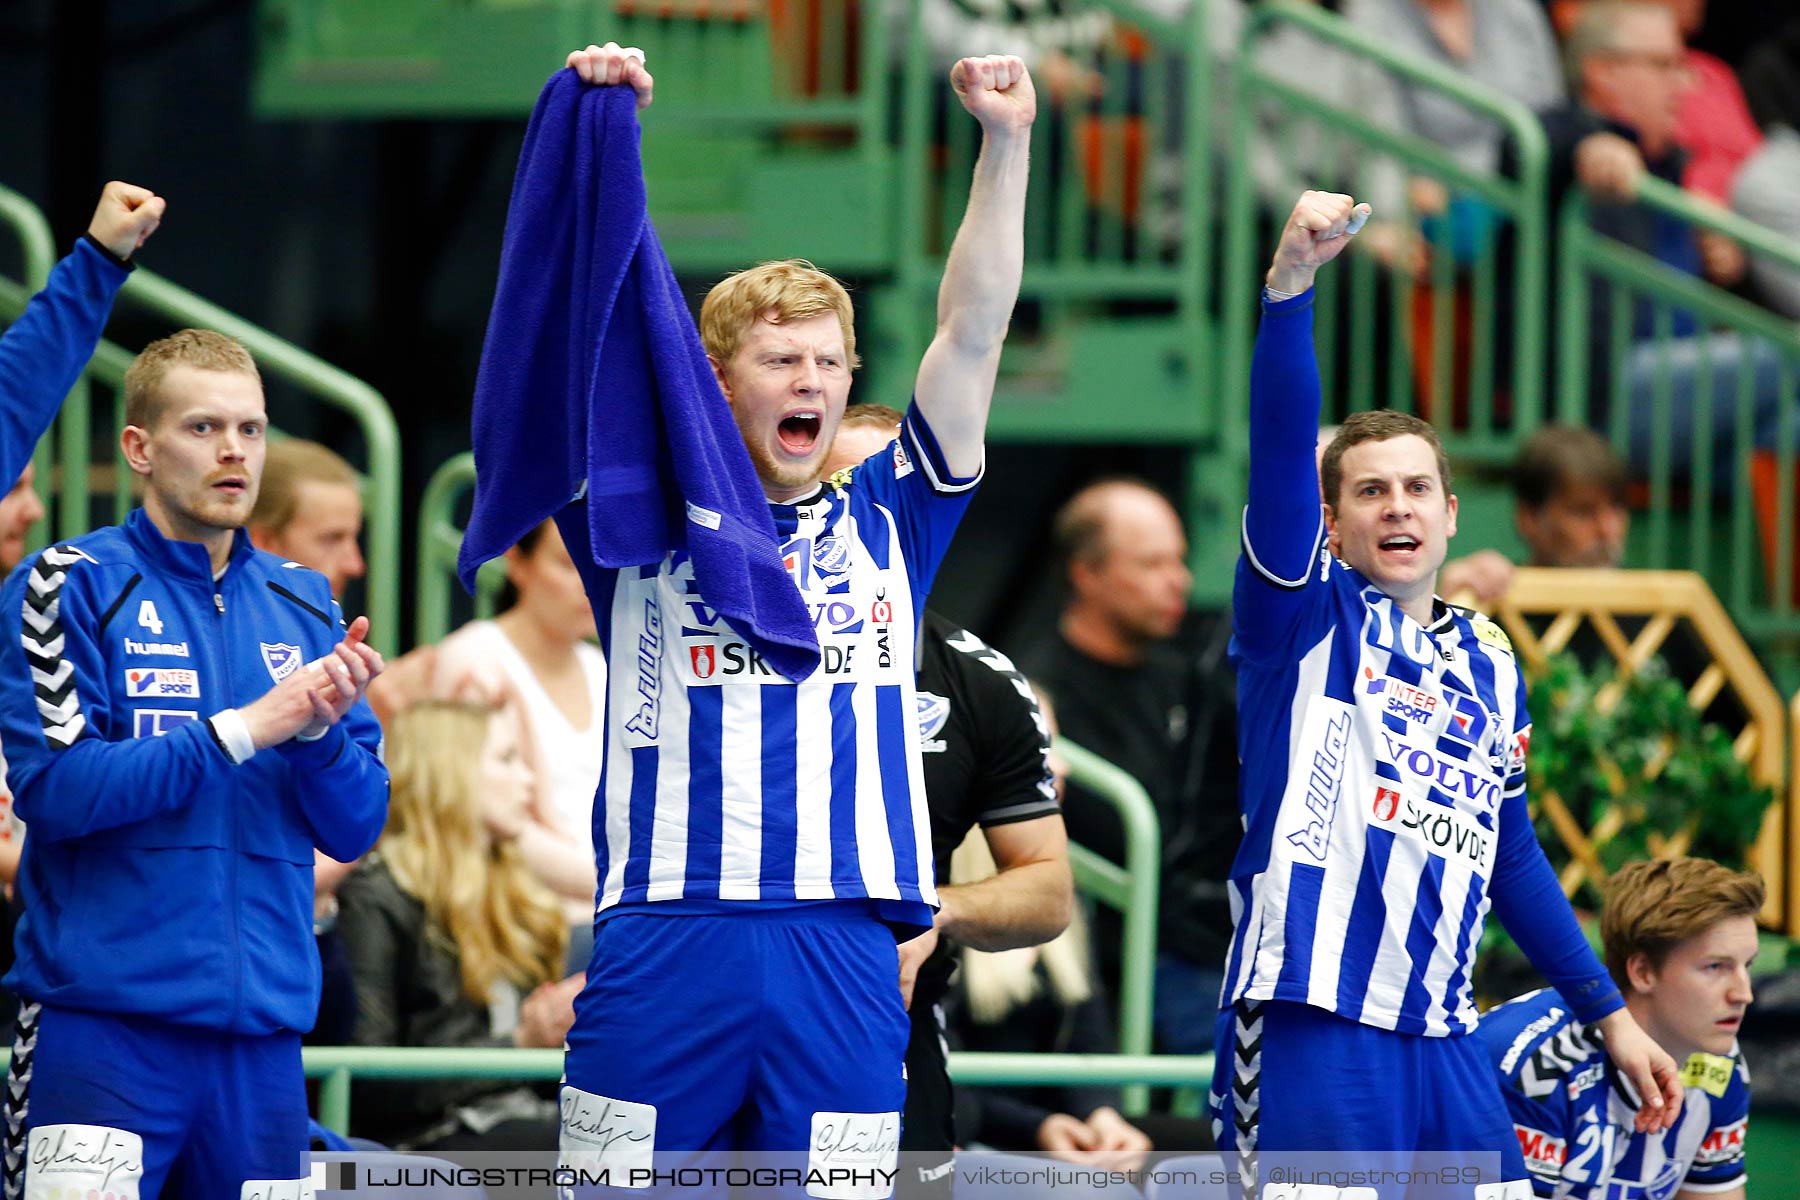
[0,188,55,289]
[1221,0,1549,441]
[261,0,900,276]
[415,452,504,645]
[1206,0,1549,602]
[259,0,883,125]
[304,1046,1213,1136]
[0,185,402,653]
[886,0,1217,442]
[1556,179,1800,642]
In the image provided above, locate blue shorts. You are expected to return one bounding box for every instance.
[0,1003,308,1200]
[1208,999,1527,1199]
[562,906,908,1166]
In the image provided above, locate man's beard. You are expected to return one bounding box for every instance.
[741,431,835,495]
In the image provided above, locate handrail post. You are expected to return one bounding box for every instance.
[1056,736,1162,1114]
[1555,175,1800,643]
[318,1067,352,1136]
[892,0,934,412]
[1555,192,1591,426]
[1508,104,1548,431]
[415,452,479,646]
[1182,0,1215,421]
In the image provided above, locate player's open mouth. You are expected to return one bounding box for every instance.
[212,478,247,496]
[1379,535,1420,556]
[777,412,822,456]
[1718,1016,1742,1028]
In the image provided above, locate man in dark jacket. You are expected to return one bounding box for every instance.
[1023,479,1241,1057]
[1546,1,1780,477]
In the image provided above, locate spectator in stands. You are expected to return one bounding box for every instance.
[337,700,577,1150]
[1345,0,1564,270]
[820,405,1073,1199]
[1022,479,1238,1057]
[1514,424,1630,569]
[1730,126,1800,321]
[1637,0,1763,204]
[1549,1,1782,479]
[1346,0,1566,177]
[435,520,603,929]
[1730,29,1800,327]
[1229,0,1420,274]
[1739,14,1800,135]
[1480,857,1758,1196]
[363,640,447,731]
[913,0,1109,104]
[1336,1,1565,414]
[248,439,365,601]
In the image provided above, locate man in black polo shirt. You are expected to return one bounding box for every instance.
[1023,478,1241,1058]
[821,406,1073,1197]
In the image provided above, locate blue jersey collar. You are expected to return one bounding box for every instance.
[123,507,254,586]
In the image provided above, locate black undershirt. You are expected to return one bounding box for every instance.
[911,609,1061,1011]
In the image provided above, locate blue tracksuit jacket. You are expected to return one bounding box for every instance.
[0,508,388,1035]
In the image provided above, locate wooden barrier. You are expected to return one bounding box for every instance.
[1487,568,1790,928]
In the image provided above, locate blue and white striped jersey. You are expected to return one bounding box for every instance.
[1226,539,1529,1035]
[1482,988,1750,1199]
[566,406,979,931]
[1224,291,1619,1038]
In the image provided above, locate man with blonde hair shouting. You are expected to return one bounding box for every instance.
[466,41,1035,1182]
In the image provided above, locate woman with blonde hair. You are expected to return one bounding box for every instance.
[337,700,579,1150]
[435,520,603,926]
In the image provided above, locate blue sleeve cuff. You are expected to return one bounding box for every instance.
[1261,287,1315,314]
[902,401,982,494]
[76,234,133,275]
[1565,980,1624,1028]
[275,723,349,770]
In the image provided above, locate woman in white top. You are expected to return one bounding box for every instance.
[436,520,605,923]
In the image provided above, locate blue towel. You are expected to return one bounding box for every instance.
[459,72,820,681]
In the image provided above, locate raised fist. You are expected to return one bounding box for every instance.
[566,42,654,110]
[951,55,1036,134]
[86,182,164,262]
[1267,190,1371,295]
